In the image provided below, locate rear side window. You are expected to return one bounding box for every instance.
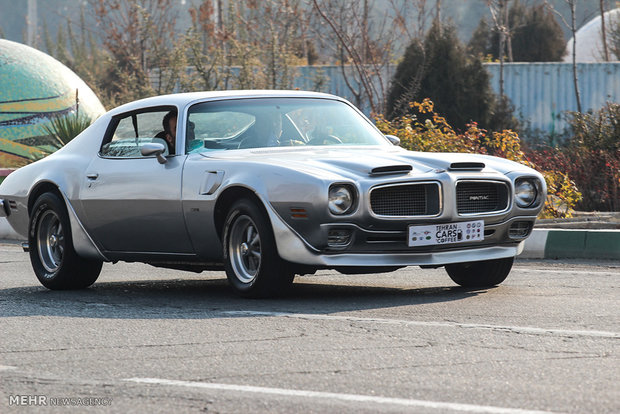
[100,107,176,158]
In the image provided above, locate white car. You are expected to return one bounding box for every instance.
[0,90,546,297]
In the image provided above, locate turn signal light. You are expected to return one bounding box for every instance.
[290,208,308,219]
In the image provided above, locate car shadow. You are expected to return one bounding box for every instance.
[0,276,490,320]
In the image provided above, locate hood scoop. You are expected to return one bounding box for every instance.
[449,162,485,171]
[369,165,413,176]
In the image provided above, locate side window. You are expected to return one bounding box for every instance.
[100,108,176,158]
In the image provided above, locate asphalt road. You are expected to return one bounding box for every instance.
[0,241,618,414]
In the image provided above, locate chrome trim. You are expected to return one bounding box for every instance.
[327,182,360,217]
[515,176,545,209]
[368,181,442,219]
[0,199,7,217]
[36,209,64,272]
[140,143,168,164]
[456,179,512,217]
[282,239,521,267]
[21,242,29,252]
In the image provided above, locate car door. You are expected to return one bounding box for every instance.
[79,107,194,254]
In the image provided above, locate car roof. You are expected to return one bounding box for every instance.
[108,90,345,116]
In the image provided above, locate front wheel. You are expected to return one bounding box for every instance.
[29,192,102,290]
[445,257,514,288]
[223,199,294,298]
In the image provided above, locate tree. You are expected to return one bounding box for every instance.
[545,0,582,113]
[468,18,494,59]
[182,0,232,91]
[600,0,610,61]
[234,0,307,89]
[185,0,311,91]
[510,3,565,62]
[89,0,185,104]
[311,0,405,114]
[387,21,502,131]
[42,10,113,108]
[609,10,620,60]
[469,1,565,62]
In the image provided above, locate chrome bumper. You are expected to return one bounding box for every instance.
[265,199,524,267]
[284,244,522,267]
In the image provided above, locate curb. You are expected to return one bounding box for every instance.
[519,229,620,260]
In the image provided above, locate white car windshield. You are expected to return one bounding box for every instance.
[185,98,390,153]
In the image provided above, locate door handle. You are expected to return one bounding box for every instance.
[86,173,99,180]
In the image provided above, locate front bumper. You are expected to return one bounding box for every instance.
[265,201,525,267]
[282,243,522,267]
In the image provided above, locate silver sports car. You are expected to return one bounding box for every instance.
[0,91,546,297]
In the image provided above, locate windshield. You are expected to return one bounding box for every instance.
[185,98,390,153]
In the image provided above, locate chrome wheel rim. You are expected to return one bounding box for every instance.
[229,215,261,284]
[36,210,64,273]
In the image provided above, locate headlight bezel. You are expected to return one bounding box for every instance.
[514,177,540,208]
[328,184,357,215]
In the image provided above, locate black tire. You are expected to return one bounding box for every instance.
[29,192,103,290]
[223,198,294,298]
[445,257,514,288]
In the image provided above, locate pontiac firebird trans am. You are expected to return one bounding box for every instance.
[0,91,546,297]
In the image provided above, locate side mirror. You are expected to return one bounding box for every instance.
[141,142,167,164]
[385,135,401,146]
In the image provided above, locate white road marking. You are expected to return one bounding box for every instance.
[125,377,557,414]
[515,268,619,275]
[0,365,17,371]
[223,311,620,339]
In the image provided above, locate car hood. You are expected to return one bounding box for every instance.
[198,146,531,180]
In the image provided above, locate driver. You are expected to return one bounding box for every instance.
[155,110,177,154]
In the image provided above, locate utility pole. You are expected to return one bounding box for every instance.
[27,0,38,47]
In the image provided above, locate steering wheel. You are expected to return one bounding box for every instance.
[306,135,342,146]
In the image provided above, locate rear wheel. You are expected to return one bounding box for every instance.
[445,257,514,288]
[223,199,294,298]
[29,192,102,290]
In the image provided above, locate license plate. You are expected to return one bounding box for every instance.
[408,220,484,247]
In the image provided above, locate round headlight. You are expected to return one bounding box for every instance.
[328,185,354,215]
[515,179,537,207]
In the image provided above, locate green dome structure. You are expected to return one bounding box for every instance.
[0,39,105,167]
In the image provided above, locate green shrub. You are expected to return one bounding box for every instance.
[386,22,496,131]
[43,113,93,149]
[530,103,620,211]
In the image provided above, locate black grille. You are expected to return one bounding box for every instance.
[457,181,509,214]
[370,183,440,216]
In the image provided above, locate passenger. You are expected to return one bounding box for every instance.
[241,112,282,148]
